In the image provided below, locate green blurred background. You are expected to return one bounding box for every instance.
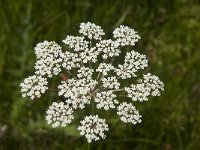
[0,0,200,149]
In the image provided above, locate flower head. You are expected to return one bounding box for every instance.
[115,51,148,79]
[117,102,142,124]
[95,91,118,110]
[102,76,120,89]
[96,39,120,59]
[113,25,141,46]
[125,73,164,102]
[79,22,105,40]
[34,41,63,78]
[96,63,115,76]
[78,115,109,143]
[20,22,164,143]
[58,78,97,109]
[46,102,74,127]
[20,75,48,100]
[63,36,89,52]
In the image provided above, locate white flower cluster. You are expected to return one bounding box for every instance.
[79,22,105,40]
[20,75,48,100]
[115,51,148,79]
[63,35,88,51]
[20,22,164,143]
[95,91,118,110]
[79,47,99,63]
[117,102,142,124]
[102,76,120,89]
[20,41,63,100]
[34,41,63,77]
[77,115,109,143]
[77,67,94,79]
[96,63,115,76]
[125,73,164,102]
[113,25,141,46]
[46,102,74,128]
[61,51,80,70]
[143,73,164,96]
[58,78,97,109]
[96,39,120,59]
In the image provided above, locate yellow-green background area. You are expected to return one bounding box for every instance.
[0,0,200,149]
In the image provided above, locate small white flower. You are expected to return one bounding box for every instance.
[77,67,94,79]
[79,22,105,40]
[77,115,109,143]
[46,102,74,128]
[143,73,164,96]
[102,76,120,89]
[96,39,120,59]
[61,51,81,70]
[125,83,150,102]
[20,75,48,100]
[115,50,148,79]
[125,73,164,102]
[117,102,142,124]
[96,63,115,76]
[113,25,141,46]
[58,78,98,109]
[95,91,119,110]
[79,47,99,63]
[63,35,89,51]
[34,41,63,78]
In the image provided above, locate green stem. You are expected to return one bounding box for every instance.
[87,143,91,150]
[110,88,124,92]
[66,70,77,79]
[91,97,95,114]
[89,40,92,69]
[47,88,58,91]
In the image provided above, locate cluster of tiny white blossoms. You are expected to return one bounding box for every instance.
[20,75,48,100]
[20,22,164,143]
[34,41,63,77]
[46,102,74,128]
[78,115,109,143]
[117,102,142,124]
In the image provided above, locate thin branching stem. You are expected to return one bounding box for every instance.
[118,95,127,97]
[88,40,93,69]
[110,88,124,92]
[66,70,77,79]
[87,143,91,150]
[48,88,58,91]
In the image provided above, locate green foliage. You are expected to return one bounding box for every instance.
[0,0,200,149]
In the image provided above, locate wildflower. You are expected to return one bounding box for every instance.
[63,35,89,52]
[79,22,105,40]
[20,22,164,142]
[125,73,164,102]
[58,78,97,109]
[78,115,109,143]
[61,51,81,70]
[95,91,119,110]
[20,75,48,100]
[102,76,120,89]
[34,41,63,78]
[77,67,94,79]
[46,102,74,127]
[115,51,148,79]
[117,102,142,124]
[96,39,120,59]
[96,63,115,76]
[113,25,141,46]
